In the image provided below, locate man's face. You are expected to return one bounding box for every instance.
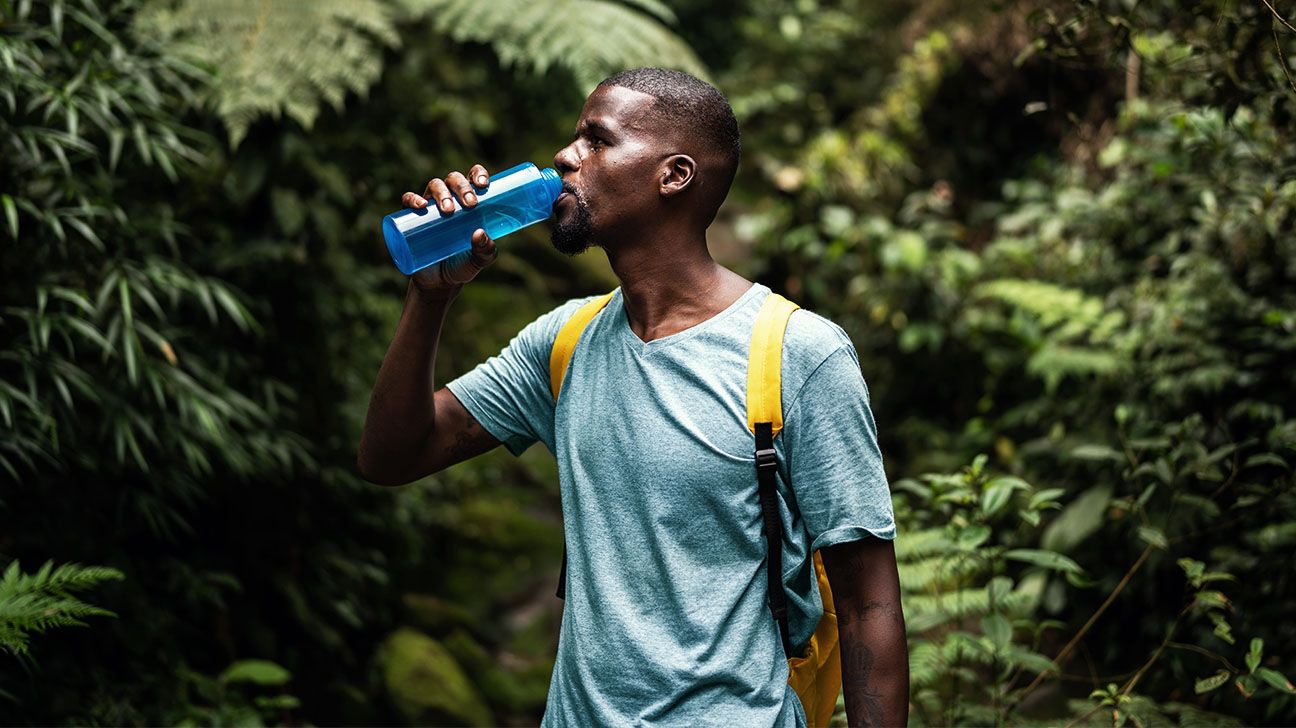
[551,85,665,255]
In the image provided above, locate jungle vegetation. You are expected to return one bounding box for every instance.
[2,0,1294,724]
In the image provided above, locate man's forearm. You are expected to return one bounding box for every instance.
[839,602,908,727]
[357,281,460,481]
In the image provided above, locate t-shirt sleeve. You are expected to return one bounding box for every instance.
[445,298,590,456]
[781,342,897,552]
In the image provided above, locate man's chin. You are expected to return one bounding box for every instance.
[550,228,594,256]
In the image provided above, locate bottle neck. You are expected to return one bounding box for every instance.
[539,167,563,204]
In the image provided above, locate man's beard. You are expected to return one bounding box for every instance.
[551,184,595,256]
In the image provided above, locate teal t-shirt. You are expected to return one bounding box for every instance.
[446,282,896,727]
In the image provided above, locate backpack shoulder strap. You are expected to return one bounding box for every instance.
[549,290,616,401]
[747,292,800,656]
[549,289,615,601]
[747,293,800,435]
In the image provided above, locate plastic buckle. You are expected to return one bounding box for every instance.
[755,447,778,472]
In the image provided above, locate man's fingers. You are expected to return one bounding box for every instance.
[446,171,477,207]
[469,228,496,266]
[402,191,428,209]
[423,178,454,214]
[468,164,490,188]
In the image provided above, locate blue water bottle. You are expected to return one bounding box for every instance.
[382,162,563,276]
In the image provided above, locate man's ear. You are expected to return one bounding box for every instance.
[659,154,696,198]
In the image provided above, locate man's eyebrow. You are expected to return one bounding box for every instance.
[575,119,618,139]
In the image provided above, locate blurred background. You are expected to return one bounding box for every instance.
[2,0,1294,724]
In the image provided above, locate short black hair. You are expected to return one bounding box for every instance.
[598,67,741,183]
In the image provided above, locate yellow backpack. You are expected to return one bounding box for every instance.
[547,289,842,728]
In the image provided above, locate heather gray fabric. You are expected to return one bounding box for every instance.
[446,282,896,727]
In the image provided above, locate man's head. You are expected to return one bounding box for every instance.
[551,68,741,255]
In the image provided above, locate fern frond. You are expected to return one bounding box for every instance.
[134,0,401,146]
[905,587,1032,632]
[894,527,959,561]
[898,554,986,593]
[0,560,125,656]
[1027,343,1123,390]
[415,0,708,89]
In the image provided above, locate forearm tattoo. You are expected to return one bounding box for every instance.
[844,645,886,727]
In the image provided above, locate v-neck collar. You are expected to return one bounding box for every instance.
[615,282,766,356]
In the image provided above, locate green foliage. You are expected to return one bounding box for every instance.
[0,561,123,656]
[419,0,707,88]
[135,0,400,147]
[735,0,1296,724]
[5,0,1296,724]
[136,0,704,146]
[168,659,299,727]
[893,457,1065,724]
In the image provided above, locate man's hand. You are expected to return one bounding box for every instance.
[401,163,497,296]
[823,537,909,727]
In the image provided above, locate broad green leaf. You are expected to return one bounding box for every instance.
[1070,444,1123,462]
[1246,639,1262,674]
[987,576,1013,603]
[1195,670,1231,694]
[1210,613,1235,645]
[1194,590,1229,610]
[220,659,291,686]
[1028,488,1066,510]
[1243,453,1288,470]
[1255,667,1295,693]
[1154,457,1174,484]
[981,476,1026,517]
[957,524,991,550]
[981,614,1011,649]
[1137,526,1168,550]
[1042,485,1111,553]
[1,194,17,238]
[1178,558,1205,581]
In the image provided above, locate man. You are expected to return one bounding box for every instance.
[358,68,907,727]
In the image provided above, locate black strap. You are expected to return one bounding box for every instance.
[756,421,794,657]
[557,548,567,599]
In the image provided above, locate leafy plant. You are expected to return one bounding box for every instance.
[134,0,706,145]
[0,561,123,657]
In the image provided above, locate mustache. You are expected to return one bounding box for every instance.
[561,181,587,204]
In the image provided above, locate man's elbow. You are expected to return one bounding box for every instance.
[356,450,436,487]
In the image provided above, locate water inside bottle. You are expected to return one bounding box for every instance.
[396,203,526,274]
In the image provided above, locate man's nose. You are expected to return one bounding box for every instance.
[554,144,579,175]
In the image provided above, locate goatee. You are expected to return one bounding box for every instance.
[551,185,595,256]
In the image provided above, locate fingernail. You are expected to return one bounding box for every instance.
[476,176,487,186]
[464,192,476,204]
[441,198,453,210]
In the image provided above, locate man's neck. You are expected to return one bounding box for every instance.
[604,229,753,344]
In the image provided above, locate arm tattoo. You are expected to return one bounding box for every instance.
[850,600,901,622]
[446,410,482,461]
[844,645,886,727]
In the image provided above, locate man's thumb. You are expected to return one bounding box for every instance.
[469,228,497,268]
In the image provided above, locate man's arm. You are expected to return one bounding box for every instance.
[822,536,909,727]
[356,281,501,485]
[357,166,503,486]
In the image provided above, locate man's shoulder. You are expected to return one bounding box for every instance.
[783,304,855,364]
[772,302,863,405]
